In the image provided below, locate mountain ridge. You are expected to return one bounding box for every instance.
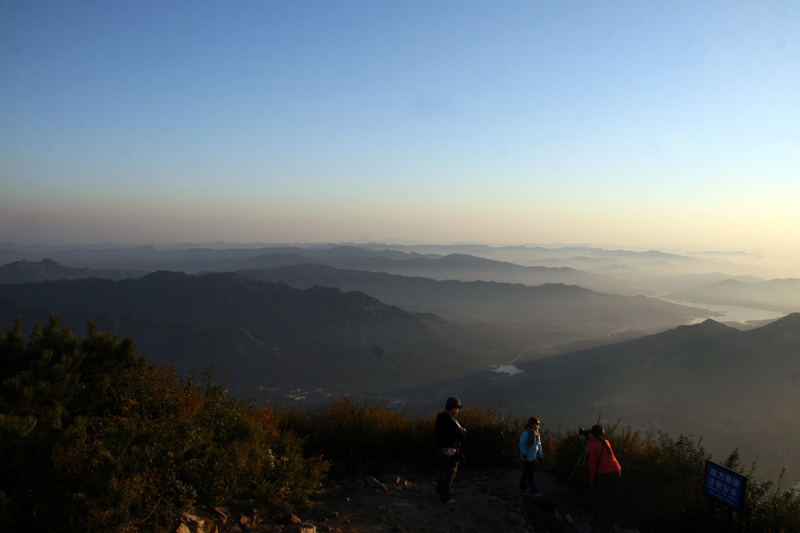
[237,263,712,337]
[0,258,146,283]
[667,277,800,313]
[0,271,496,394]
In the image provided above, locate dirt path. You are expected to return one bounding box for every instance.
[288,467,615,533]
[204,467,637,533]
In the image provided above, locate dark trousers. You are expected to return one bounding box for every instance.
[436,452,460,501]
[519,460,538,493]
[585,469,621,517]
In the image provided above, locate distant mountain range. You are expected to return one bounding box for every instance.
[237,263,710,337]
[1,248,625,290]
[0,258,146,283]
[2,243,771,296]
[0,260,715,368]
[667,278,800,314]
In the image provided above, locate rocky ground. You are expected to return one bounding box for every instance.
[186,467,640,533]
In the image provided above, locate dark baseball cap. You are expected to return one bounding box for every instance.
[446,397,464,410]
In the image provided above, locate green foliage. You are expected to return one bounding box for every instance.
[281,397,435,476]
[0,316,328,532]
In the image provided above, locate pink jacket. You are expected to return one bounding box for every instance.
[586,437,621,481]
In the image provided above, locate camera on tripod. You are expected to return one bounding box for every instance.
[579,425,605,440]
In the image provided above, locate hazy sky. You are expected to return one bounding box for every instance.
[2,1,799,255]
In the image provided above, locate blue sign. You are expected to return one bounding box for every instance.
[704,460,747,512]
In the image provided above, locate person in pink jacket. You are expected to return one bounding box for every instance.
[584,425,622,518]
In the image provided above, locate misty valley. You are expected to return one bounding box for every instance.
[1,242,799,489]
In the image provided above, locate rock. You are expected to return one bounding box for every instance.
[214,507,230,523]
[365,476,389,491]
[284,524,316,533]
[522,495,563,532]
[179,512,206,533]
[469,504,505,523]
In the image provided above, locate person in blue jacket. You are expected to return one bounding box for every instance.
[518,417,543,495]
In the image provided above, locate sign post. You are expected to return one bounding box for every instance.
[704,460,747,512]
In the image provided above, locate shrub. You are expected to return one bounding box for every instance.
[281,397,434,476]
[718,451,800,532]
[553,425,713,528]
[457,403,522,469]
[551,425,800,531]
[0,316,328,532]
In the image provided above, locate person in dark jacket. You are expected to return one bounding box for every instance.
[434,396,467,504]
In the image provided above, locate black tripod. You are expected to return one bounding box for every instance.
[555,447,587,506]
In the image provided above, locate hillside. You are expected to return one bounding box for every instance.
[0,272,494,395]
[408,313,800,487]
